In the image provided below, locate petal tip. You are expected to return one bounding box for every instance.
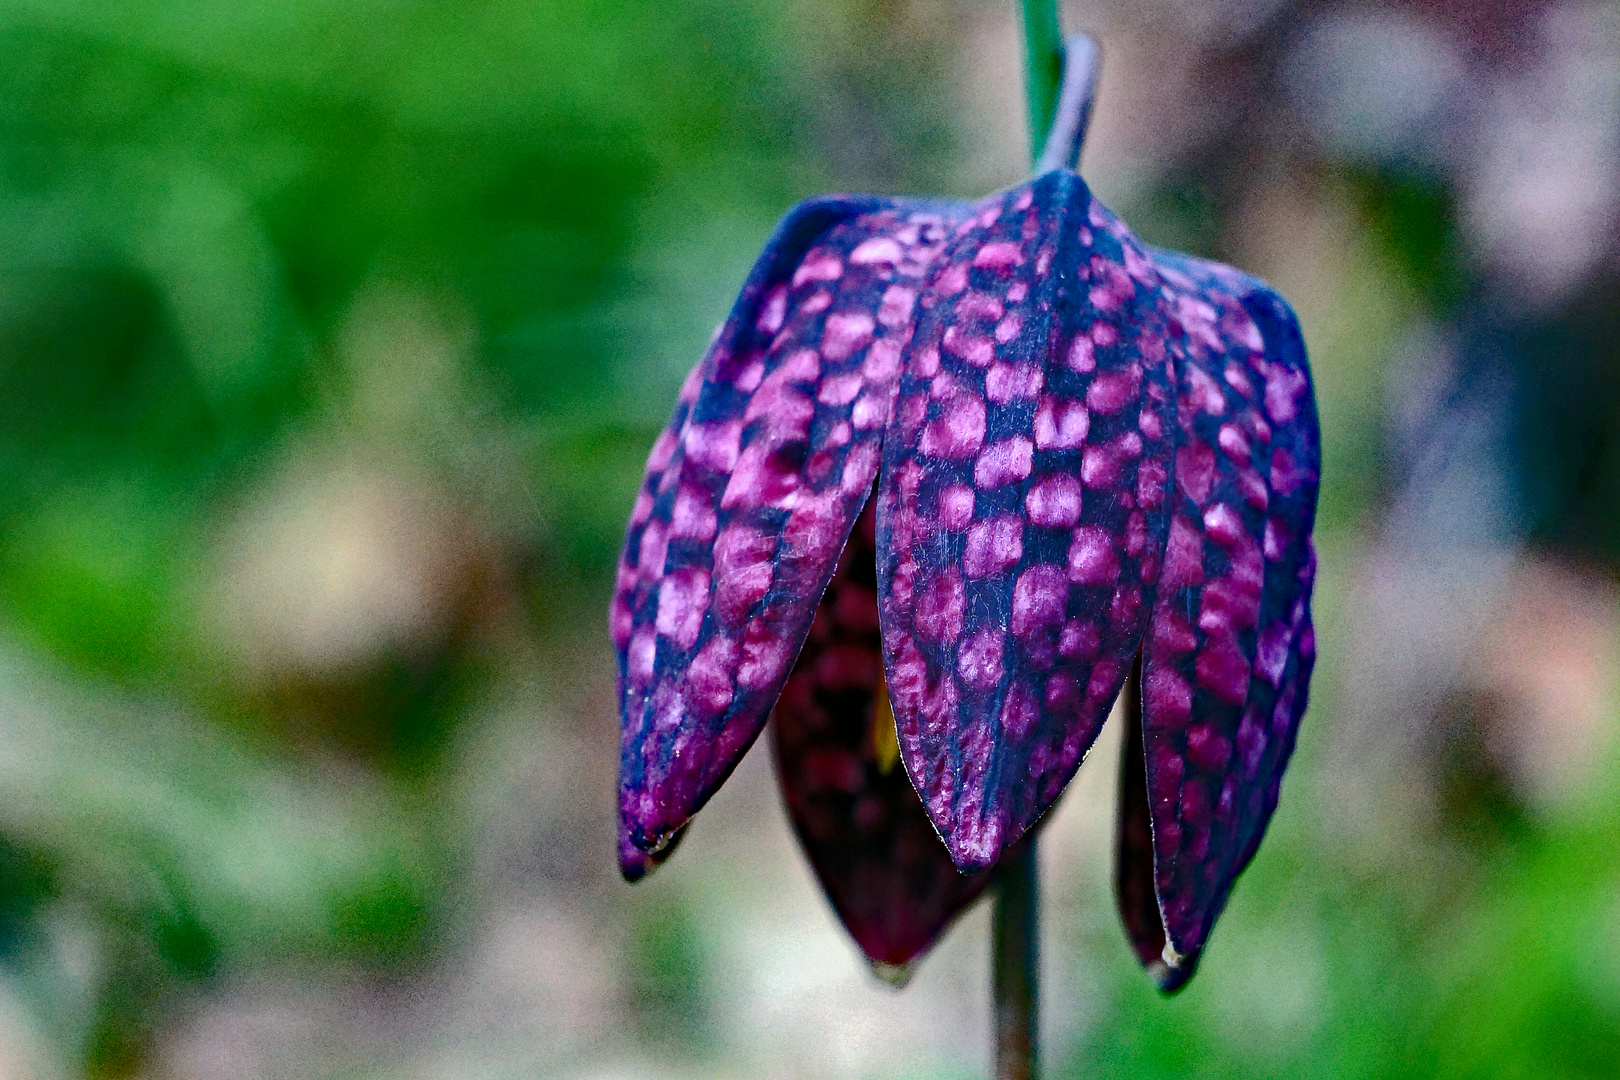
[866,957,919,989]
[939,812,1042,876]
[941,832,1001,876]
[618,822,689,883]
[1148,942,1200,995]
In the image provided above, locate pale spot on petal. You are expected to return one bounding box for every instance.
[817,373,863,406]
[878,286,917,328]
[850,236,904,265]
[1034,396,1088,449]
[792,251,843,287]
[1011,565,1068,641]
[1066,526,1119,585]
[938,483,976,530]
[974,437,1034,489]
[964,515,1024,578]
[986,362,1043,404]
[655,568,710,650]
[973,242,1024,270]
[1067,336,1095,372]
[822,312,876,361]
[1024,474,1082,528]
[920,397,987,459]
[957,627,1005,688]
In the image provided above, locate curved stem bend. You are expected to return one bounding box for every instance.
[1034,33,1101,175]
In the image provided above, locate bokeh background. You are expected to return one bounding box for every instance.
[0,0,1617,1075]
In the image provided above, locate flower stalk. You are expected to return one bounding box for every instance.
[993,839,1040,1079]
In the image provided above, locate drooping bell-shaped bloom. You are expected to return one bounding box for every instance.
[611,167,1319,988]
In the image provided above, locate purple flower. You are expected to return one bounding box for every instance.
[611,168,1319,989]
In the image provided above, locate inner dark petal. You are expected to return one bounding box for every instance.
[770,500,995,971]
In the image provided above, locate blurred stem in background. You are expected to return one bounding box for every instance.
[1019,0,1064,165]
[995,4,1065,1076]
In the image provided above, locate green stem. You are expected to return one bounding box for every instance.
[1019,0,1065,166]
[992,837,1039,1079]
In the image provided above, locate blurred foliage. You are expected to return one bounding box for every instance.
[623,885,715,1056]
[1071,768,1620,1080]
[1342,165,1469,314]
[0,0,825,1068]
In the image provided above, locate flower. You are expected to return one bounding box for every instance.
[611,167,1319,990]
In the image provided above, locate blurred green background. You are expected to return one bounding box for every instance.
[1,0,1619,1076]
